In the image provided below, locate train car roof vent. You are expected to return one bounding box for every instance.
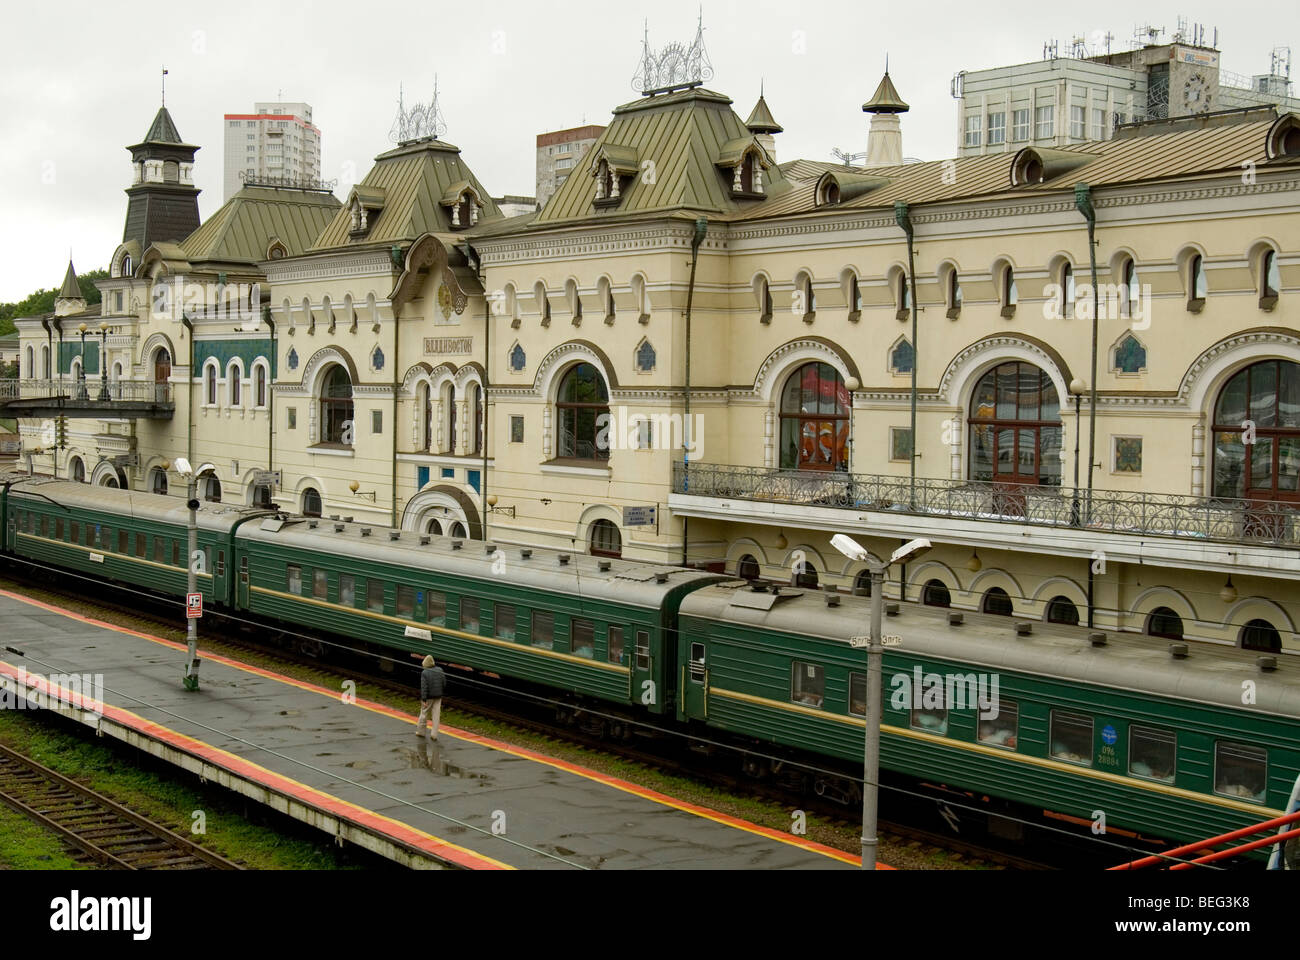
[344,516,355,523]
[885,602,900,616]
[419,535,431,545]
[1088,631,1107,646]
[389,531,400,541]
[329,514,340,521]
[1015,621,1032,636]
[308,520,318,529]
[654,572,669,583]
[260,518,286,532]
[1169,642,1189,659]
[598,560,611,572]
[948,612,964,626]
[334,523,345,532]
[558,553,570,565]
[520,548,532,559]
[484,543,496,555]
[825,592,840,608]
[1257,655,1278,672]
[451,539,463,550]
[361,528,372,537]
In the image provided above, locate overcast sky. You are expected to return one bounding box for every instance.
[0,0,1295,301]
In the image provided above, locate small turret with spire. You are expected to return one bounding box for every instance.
[862,58,909,167]
[745,82,783,163]
[54,258,86,317]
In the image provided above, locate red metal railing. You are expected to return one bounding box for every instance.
[1109,809,1300,870]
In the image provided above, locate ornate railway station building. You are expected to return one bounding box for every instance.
[13,69,1300,656]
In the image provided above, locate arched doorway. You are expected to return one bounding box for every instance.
[70,457,86,484]
[969,362,1062,486]
[589,518,622,558]
[319,365,354,445]
[1212,360,1299,503]
[198,470,221,503]
[778,362,850,471]
[150,467,167,495]
[556,363,610,461]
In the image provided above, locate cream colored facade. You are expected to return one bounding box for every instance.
[14,87,1300,658]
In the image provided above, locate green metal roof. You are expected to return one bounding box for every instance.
[529,87,792,227]
[57,261,81,299]
[143,106,185,144]
[863,72,909,114]
[744,94,783,133]
[312,140,501,250]
[180,186,341,265]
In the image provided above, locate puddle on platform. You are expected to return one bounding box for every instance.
[408,742,487,780]
[344,759,376,770]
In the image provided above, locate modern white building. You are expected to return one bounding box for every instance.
[535,125,605,210]
[222,102,323,199]
[954,35,1297,156]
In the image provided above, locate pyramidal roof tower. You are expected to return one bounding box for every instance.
[745,84,783,163]
[862,62,909,167]
[122,88,202,250]
[54,259,86,317]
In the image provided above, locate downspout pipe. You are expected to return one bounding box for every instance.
[1075,183,1099,629]
[181,313,194,471]
[681,217,707,567]
[895,201,919,510]
[390,246,402,529]
[265,309,275,502]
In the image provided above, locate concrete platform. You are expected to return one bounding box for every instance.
[0,589,866,870]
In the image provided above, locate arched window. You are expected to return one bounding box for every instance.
[968,362,1062,486]
[923,580,951,607]
[41,344,50,379]
[792,561,818,589]
[1261,249,1281,307]
[418,382,432,450]
[319,365,354,446]
[983,587,1013,616]
[122,255,132,277]
[1001,265,1018,315]
[895,272,911,319]
[1121,257,1140,318]
[205,363,218,405]
[1240,618,1282,653]
[449,521,467,539]
[467,382,482,455]
[426,518,443,536]
[757,276,773,323]
[946,269,962,318]
[631,274,650,322]
[1146,606,1184,640]
[255,363,268,407]
[1046,595,1080,625]
[199,470,222,503]
[441,383,457,453]
[71,457,85,483]
[589,518,622,558]
[852,569,873,596]
[301,488,322,517]
[798,272,815,318]
[163,160,179,182]
[1061,262,1075,318]
[556,363,610,461]
[228,362,242,407]
[25,346,33,378]
[778,362,850,471]
[1189,254,1208,302]
[1211,360,1300,501]
[153,349,171,399]
[1114,335,1147,375]
[150,467,167,495]
[737,554,760,580]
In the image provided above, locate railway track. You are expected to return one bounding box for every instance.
[0,743,243,870]
[1,561,1105,869]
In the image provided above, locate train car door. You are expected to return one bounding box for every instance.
[681,639,708,719]
[237,555,250,608]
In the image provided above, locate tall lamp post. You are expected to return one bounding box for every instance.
[1069,378,1086,526]
[831,533,932,870]
[98,323,110,401]
[170,457,201,691]
[76,323,89,401]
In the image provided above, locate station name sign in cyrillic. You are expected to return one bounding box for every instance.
[622,505,657,527]
[423,337,473,357]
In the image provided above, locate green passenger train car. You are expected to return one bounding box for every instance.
[677,581,1300,846]
[234,517,722,712]
[3,477,267,604]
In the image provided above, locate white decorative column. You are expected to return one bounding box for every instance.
[949,411,963,480]
[763,405,775,468]
[1191,418,1206,496]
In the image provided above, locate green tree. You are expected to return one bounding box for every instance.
[0,268,107,335]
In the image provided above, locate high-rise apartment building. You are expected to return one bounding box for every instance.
[535,125,605,210]
[222,101,322,199]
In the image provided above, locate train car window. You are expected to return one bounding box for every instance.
[427,590,446,626]
[340,575,356,607]
[911,704,948,735]
[978,700,1018,749]
[688,642,705,682]
[1214,742,1268,803]
[135,532,146,558]
[790,661,825,709]
[635,631,650,670]
[1050,710,1093,766]
[849,672,867,716]
[118,530,128,553]
[172,541,180,566]
[531,611,554,650]
[395,585,415,618]
[70,522,80,545]
[460,597,480,633]
[56,518,65,541]
[366,579,385,613]
[607,626,624,664]
[204,546,212,573]
[287,565,302,595]
[1129,726,1176,783]
[40,515,49,538]
[572,619,595,658]
[153,536,165,563]
[495,604,516,640]
[215,550,226,577]
[100,526,110,548]
[313,568,327,599]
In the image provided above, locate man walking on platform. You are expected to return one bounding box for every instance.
[417,655,446,739]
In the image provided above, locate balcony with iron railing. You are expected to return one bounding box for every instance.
[0,378,174,418]
[671,461,1300,552]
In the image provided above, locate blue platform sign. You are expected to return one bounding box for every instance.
[1102,724,1117,745]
